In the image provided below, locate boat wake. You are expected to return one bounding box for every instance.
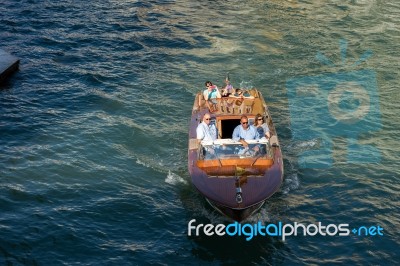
[133,153,187,186]
[245,208,272,223]
[135,158,152,169]
[287,138,320,150]
[296,139,319,148]
[281,173,300,194]
[165,170,187,185]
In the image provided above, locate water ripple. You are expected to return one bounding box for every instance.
[1,0,399,265]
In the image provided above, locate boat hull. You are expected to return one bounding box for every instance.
[206,198,265,222]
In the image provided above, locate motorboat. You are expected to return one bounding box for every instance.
[188,88,284,221]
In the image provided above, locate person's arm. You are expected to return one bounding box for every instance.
[196,124,204,142]
[263,124,271,139]
[215,86,222,98]
[239,138,248,148]
[203,90,209,101]
[232,126,240,141]
[210,124,218,140]
[253,126,260,140]
[233,127,248,147]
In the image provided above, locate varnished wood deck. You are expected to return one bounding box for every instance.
[193,88,266,116]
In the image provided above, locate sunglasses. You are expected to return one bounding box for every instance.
[257,118,263,120]
[241,122,248,124]
[205,118,210,120]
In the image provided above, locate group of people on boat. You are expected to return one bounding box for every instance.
[202,79,253,113]
[196,113,270,142]
[196,113,270,158]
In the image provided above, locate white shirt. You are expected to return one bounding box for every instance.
[232,125,260,141]
[196,122,217,141]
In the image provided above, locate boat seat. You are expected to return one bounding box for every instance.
[242,98,255,113]
[232,98,254,114]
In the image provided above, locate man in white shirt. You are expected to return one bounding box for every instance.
[232,115,260,153]
[196,113,217,142]
[232,115,259,143]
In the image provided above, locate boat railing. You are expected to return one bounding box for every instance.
[194,88,261,114]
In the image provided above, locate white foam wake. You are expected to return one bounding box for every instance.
[282,173,300,194]
[165,170,187,185]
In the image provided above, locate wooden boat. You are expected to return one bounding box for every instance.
[188,88,284,222]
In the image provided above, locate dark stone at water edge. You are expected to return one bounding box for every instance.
[0,49,19,84]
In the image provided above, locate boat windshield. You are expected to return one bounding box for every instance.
[200,139,270,160]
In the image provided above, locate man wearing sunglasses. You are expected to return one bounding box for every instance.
[196,113,217,143]
[232,115,260,148]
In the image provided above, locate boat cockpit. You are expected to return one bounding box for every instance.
[200,139,271,160]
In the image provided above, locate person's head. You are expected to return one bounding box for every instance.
[224,79,230,85]
[205,81,213,88]
[240,115,249,129]
[203,113,211,124]
[255,114,264,125]
[236,88,243,95]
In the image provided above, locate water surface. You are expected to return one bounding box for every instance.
[1,0,399,265]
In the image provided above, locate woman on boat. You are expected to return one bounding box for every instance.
[220,79,234,113]
[203,81,221,112]
[254,113,271,140]
[221,79,234,97]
